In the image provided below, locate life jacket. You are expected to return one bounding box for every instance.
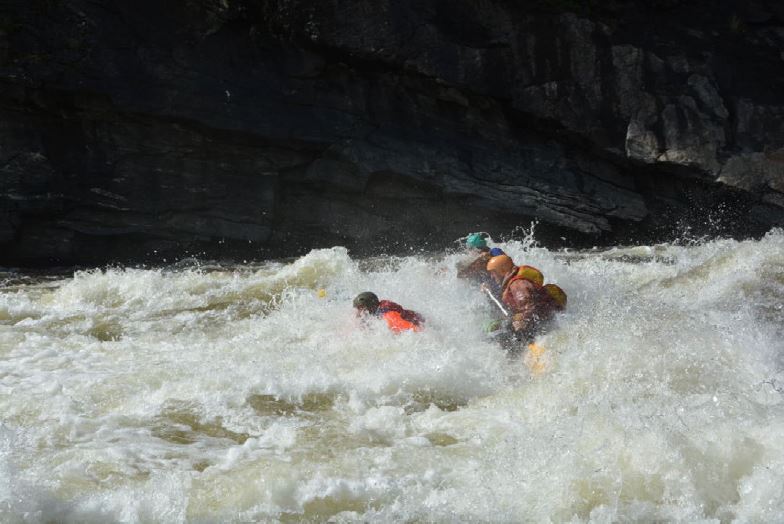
[501,265,562,316]
[541,283,567,310]
[501,265,545,294]
[377,300,425,333]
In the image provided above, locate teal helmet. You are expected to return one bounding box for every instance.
[466,233,488,250]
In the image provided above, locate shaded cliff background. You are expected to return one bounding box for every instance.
[1,0,783,266]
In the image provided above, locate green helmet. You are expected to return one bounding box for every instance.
[466,232,488,249]
[353,292,380,312]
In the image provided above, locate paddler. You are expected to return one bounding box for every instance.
[456,233,500,285]
[352,292,425,333]
[457,233,492,284]
[483,254,567,346]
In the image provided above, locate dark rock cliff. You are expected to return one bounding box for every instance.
[1,0,783,265]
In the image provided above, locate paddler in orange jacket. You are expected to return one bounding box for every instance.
[353,292,425,333]
[484,255,567,343]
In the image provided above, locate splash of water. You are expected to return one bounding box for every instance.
[1,231,784,522]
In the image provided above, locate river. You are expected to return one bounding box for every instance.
[2,231,784,522]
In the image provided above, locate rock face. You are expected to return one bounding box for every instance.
[1,0,783,265]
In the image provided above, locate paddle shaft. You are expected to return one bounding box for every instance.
[483,287,509,317]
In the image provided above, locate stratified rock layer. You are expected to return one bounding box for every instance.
[1,0,783,265]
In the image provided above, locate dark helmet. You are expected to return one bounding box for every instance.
[353,292,380,312]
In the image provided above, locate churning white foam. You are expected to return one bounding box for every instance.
[1,230,784,522]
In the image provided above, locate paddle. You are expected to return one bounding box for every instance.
[482,286,509,317]
[482,286,547,374]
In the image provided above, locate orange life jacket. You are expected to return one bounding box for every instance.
[377,300,425,333]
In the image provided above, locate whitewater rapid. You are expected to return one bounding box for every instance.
[1,231,784,522]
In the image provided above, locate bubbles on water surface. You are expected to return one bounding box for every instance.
[1,233,784,522]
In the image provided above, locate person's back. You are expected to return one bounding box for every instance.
[485,256,567,343]
[353,292,424,333]
[377,300,425,332]
[503,278,562,341]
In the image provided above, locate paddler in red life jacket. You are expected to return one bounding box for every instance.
[484,254,567,343]
[352,292,425,333]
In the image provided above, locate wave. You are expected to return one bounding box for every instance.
[1,231,783,522]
